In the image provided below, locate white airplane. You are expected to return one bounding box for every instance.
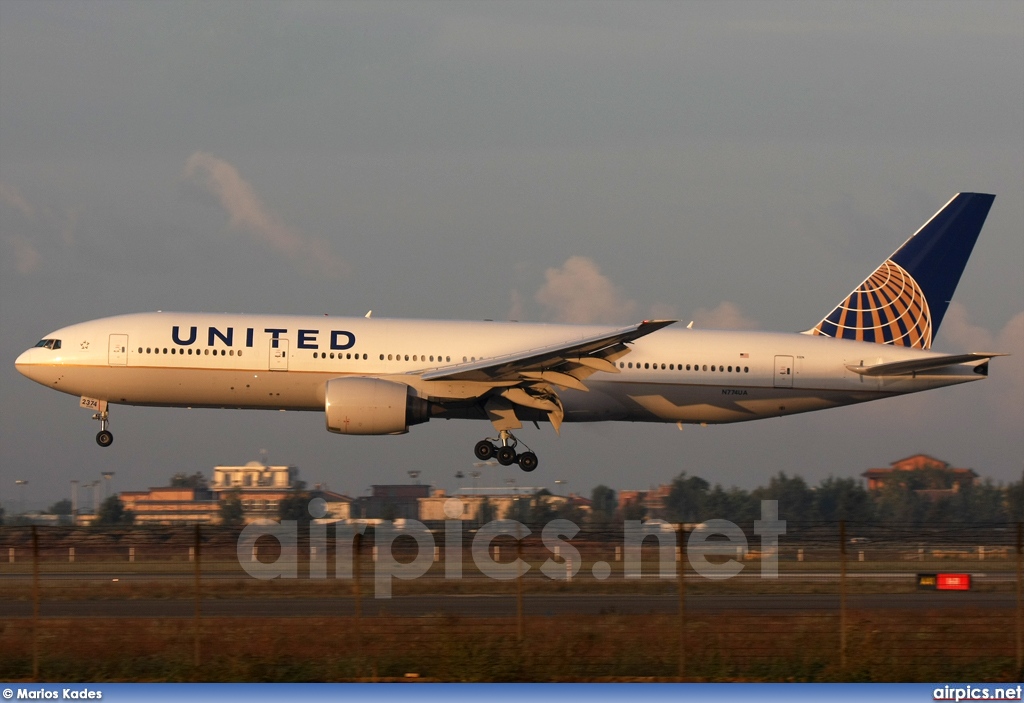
[15,193,1005,472]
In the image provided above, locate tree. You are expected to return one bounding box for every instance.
[279,492,314,524]
[96,495,134,526]
[476,497,495,525]
[590,485,617,523]
[813,477,874,523]
[664,473,710,523]
[702,484,758,525]
[219,491,244,525]
[0,505,5,525]
[169,472,208,490]
[622,500,647,522]
[752,473,816,524]
[1006,471,1024,522]
[528,489,557,524]
[873,481,925,526]
[48,499,73,516]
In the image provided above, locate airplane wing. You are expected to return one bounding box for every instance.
[846,352,1007,377]
[420,319,676,386]
[417,319,675,433]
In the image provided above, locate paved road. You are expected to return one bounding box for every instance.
[0,569,1018,582]
[0,592,1014,618]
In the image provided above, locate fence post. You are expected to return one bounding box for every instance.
[839,520,847,672]
[353,532,363,663]
[1016,521,1022,678]
[516,524,524,646]
[32,525,40,681]
[677,523,687,681]
[193,524,201,671]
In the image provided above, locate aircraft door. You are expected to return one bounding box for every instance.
[108,334,128,366]
[773,355,794,388]
[269,338,289,371]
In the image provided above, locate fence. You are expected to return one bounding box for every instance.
[1,520,1021,682]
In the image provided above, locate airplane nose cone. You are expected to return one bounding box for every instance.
[15,349,32,375]
[15,348,41,380]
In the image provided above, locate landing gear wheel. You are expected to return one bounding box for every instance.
[96,430,114,447]
[497,446,518,466]
[474,440,496,461]
[518,452,538,472]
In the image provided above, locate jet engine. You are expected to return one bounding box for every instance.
[324,377,431,435]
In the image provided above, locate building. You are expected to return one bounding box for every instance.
[120,486,220,524]
[351,484,432,520]
[418,487,574,522]
[118,461,352,524]
[210,461,302,519]
[618,484,673,519]
[862,454,979,496]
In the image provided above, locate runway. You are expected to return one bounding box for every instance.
[0,591,1014,618]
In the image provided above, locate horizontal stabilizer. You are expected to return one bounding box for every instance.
[846,352,1007,377]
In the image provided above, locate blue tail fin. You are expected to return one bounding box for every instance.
[806,193,995,349]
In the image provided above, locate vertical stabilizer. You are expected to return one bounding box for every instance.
[805,193,995,349]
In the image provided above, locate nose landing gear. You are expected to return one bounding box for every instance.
[472,430,539,472]
[92,402,113,447]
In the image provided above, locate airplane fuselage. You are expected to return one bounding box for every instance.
[15,311,984,426]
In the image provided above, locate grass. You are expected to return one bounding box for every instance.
[0,610,1017,682]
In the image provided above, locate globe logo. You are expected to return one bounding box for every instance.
[811,259,932,349]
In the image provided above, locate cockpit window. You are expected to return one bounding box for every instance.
[34,339,61,350]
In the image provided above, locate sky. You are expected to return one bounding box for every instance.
[1,0,1021,512]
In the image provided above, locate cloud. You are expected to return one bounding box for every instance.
[0,181,42,274]
[936,301,996,351]
[0,181,35,220]
[879,305,1024,437]
[507,289,526,321]
[6,234,41,274]
[183,152,348,278]
[689,301,760,330]
[534,256,637,324]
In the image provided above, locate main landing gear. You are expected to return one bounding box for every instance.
[93,405,113,447]
[473,430,539,472]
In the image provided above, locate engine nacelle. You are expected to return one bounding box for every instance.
[325,377,430,435]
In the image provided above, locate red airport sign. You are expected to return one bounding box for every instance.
[936,573,971,591]
[917,573,972,590]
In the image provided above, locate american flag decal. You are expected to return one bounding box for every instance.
[808,259,932,349]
